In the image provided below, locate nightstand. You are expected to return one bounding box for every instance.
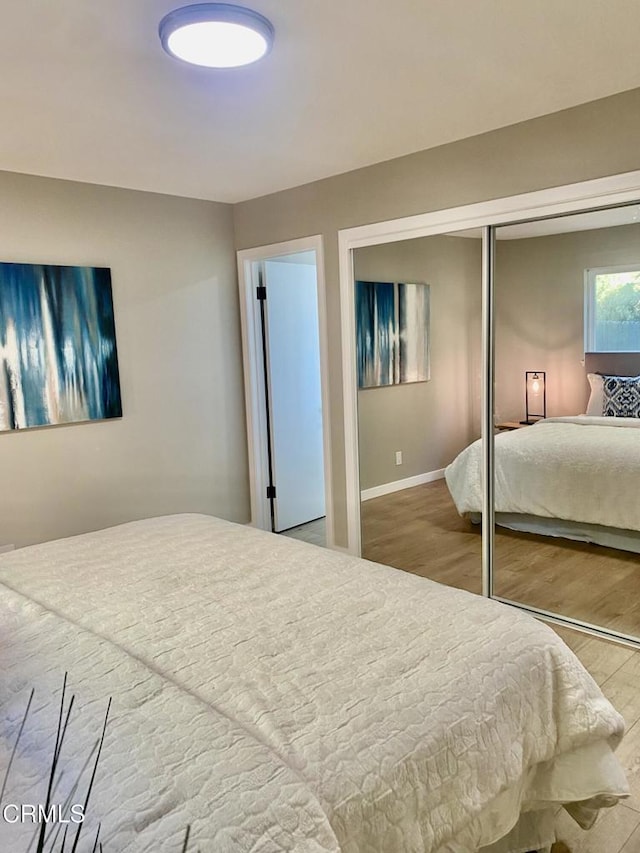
[495,421,529,431]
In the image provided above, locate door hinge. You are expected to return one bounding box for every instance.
[266,485,276,499]
[256,285,267,300]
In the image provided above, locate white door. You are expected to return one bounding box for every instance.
[262,257,325,531]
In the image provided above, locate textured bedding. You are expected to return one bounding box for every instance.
[0,514,629,851]
[446,415,640,532]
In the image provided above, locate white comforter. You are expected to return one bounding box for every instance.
[446,415,640,530]
[0,515,629,852]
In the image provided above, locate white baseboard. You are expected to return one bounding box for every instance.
[360,469,446,502]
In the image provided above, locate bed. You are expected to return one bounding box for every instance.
[446,358,640,552]
[0,514,629,852]
[445,414,640,552]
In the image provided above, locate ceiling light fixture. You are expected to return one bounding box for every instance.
[159,3,274,68]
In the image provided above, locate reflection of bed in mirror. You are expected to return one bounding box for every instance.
[445,353,640,553]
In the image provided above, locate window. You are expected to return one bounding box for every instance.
[584,264,640,352]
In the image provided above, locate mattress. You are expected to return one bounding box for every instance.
[0,514,629,851]
[446,415,640,533]
[470,512,640,554]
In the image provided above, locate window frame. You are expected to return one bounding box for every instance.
[584,262,640,353]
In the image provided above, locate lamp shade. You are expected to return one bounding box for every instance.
[522,371,546,424]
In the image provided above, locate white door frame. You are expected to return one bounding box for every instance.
[237,235,334,547]
[339,169,640,557]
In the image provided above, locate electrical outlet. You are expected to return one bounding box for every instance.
[395,451,402,466]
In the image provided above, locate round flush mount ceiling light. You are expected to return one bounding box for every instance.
[159,3,274,68]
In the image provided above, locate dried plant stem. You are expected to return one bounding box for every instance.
[69,697,111,853]
[8,680,195,853]
[36,742,98,853]
[0,686,34,807]
[89,823,101,853]
[36,674,74,853]
[181,825,191,853]
[58,826,69,853]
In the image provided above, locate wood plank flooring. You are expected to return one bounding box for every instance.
[361,479,640,637]
[361,479,483,594]
[281,516,326,546]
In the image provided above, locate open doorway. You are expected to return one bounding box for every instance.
[237,236,333,546]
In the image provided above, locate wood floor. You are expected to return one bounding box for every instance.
[281,516,326,546]
[361,479,640,638]
[361,479,483,594]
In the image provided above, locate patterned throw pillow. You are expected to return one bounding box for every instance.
[602,374,640,417]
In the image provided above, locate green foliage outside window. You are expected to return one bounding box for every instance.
[596,271,640,322]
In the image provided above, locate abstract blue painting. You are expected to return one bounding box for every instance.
[0,263,122,431]
[356,280,430,388]
[356,281,396,388]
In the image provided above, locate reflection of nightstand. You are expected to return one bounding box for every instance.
[495,421,529,431]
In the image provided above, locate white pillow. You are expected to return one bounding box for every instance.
[586,372,604,415]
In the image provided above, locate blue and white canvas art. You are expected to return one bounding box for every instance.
[0,262,122,431]
[356,280,430,388]
[356,281,396,388]
[398,282,430,383]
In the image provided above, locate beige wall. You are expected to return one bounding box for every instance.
[0,171,248,547]
[354,235,481,491]
[233,87,640,546]
[495,222,640,422]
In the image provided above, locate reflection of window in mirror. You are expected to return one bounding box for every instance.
[584,264,640,353]
[494,206,640,423]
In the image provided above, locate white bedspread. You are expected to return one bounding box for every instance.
[446,415,640,530]
[0,515,629,851]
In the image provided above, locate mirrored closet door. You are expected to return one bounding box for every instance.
[352,230,484,594]
[491,205,640,640]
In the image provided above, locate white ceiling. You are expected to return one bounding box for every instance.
[449,204,640,240]
[3,0,640,203]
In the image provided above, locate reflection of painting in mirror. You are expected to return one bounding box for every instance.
[398,282,430,383]
[356,280,396,388]
[354,237,481,595]
[355,280,430,388]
